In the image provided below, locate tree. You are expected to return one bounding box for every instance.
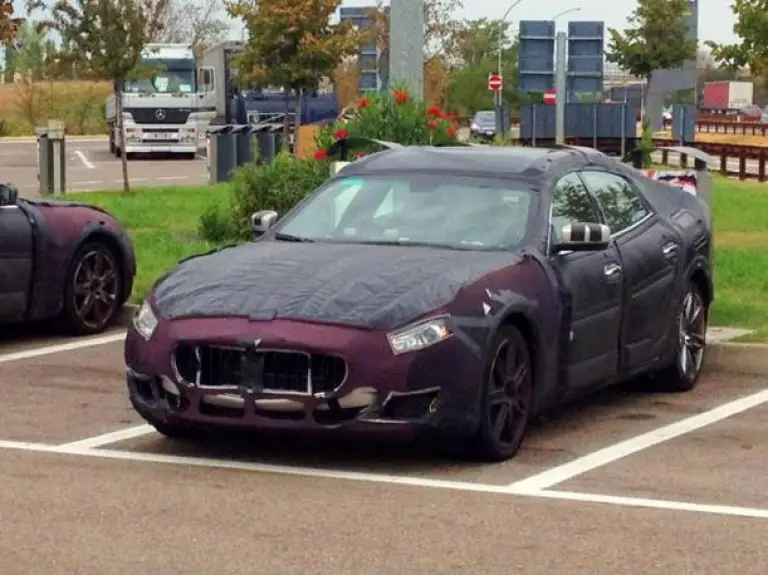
[225,0,363,152]
[33,0,168,193]
[606,0,697,96]
[453,18,512,68]
[1,0,23,44]
[14,20,45,79]
[155,0,229,60]
[706,0,768,83]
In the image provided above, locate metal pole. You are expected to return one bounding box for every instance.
[495,0,524,138]
[554,31,567,145]
[389,0,425,100]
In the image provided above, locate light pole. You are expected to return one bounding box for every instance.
[551,7,582,20]
[495,0,524,136]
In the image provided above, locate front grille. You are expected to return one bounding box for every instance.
[173,343,346,394]
[125,107,190,124]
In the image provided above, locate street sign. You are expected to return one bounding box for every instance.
[488,73,503,91]
[543,88,556,105]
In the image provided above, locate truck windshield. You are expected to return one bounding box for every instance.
[123,58,196,94]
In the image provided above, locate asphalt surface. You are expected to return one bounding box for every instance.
[0,138,208,195]
[0,328,766,573]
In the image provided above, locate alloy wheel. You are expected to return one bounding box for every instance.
[678,289,707,380]
[486,336,533,451]
[72,247,120,331]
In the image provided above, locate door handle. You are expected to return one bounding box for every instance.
[662,242,678,259]
[604,263,622,278]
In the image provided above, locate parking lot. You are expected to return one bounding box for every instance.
[0,137,208,194]
[1,327,766,573]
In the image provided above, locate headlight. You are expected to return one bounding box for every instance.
[387,317,452,355]
[133,300,158,340]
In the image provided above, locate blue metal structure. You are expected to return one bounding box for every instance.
[339,6,384,92]
[566,21,604,99]
[517,20,556,92]
[670,104,696,143]
[520,103,637,141]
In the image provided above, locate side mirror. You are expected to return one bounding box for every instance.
[553,222,611,253]
[0,183,18,206]
[251,210,278,239]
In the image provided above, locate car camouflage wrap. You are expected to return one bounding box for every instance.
[150,241,522,331]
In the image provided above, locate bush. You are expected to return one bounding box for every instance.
[313,83,460,156]
[227,151,330,239]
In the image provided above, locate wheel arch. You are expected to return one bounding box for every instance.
[496,310,541,386]
[689,267,711,307]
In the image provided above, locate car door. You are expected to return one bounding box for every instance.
[0,204,34,322]
[579,170,680,373]
[547,173,623,391]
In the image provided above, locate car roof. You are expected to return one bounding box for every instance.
[337,145,588,178]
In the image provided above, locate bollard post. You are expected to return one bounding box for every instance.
[47,120,66,196]
[36,127,50,196]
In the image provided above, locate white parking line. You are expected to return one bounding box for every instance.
[0,436,766,517]
[508,388,768,492]
[60,424,154,450]
[74,150,95,168]
[0,332,125,364]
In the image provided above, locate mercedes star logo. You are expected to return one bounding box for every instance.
[155,108,166,120]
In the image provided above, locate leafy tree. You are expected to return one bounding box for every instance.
[33,0,168,192]
[14,20,45,79]
[0,0,23,44]
[225,0,363,152]
[453,18,512,68]
[706,0,768,83]
[155,0,230,60]
[606,0,697,102]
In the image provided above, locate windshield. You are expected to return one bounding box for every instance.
[274,174,537,251]
[474,111,495,125]
[123,58,196,94]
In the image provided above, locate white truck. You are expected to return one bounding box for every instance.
[105,43,214,159]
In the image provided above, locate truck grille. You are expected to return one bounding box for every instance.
[173,343,346,394]
[125,107,190,124]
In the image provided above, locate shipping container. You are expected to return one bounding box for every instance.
[701,81,754,110]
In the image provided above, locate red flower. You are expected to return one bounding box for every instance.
[426,106,442,117]
[426,119,438,131]
[446,127,456,137]
[356,97,369,109]
[314,149,328,160]
[353,151,368,159]
[333,128,349,140]
[393,89,409,104]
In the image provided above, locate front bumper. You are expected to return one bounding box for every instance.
[124,143,197,154]
[125,316,485,438]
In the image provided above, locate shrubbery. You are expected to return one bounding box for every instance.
[198,85,461,242]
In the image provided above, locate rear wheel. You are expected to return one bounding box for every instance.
[61,241,123,335]
[656,282,708,392]
[470,325,534,462]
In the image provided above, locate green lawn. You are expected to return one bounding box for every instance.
[67,175,768,339]
[67,184,233,300]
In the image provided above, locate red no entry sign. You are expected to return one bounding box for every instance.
[488,73,503,91]
[543,88,556,105]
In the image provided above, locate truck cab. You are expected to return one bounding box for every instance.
[105,43,215,159]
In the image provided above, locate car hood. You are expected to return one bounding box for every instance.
[151,241,519,331]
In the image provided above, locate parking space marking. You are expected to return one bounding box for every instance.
[74,150,95,168]
[508,388,768,492]
[0,332,125,364]
[0,436,767,518]
[60,424,154,450]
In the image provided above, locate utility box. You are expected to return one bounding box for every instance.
[36,121,66,196]
[206,124,236,183]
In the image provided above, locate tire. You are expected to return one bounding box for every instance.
[470,325,534,462]
[61,241,123,336]
[655,281,709,392]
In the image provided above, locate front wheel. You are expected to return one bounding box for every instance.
[470,325,534,462]
[656,282,709,392]
[61,242,123,335]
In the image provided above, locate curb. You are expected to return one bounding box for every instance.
[116,304,768,375]
[0,135,108,143]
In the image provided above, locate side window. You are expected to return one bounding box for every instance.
[197,68,214,93]
[579,171,650,233]
[551,173,602,234]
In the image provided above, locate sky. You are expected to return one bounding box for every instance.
[339,0,739,45]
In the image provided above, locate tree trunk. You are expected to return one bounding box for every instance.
[115,81,131,193]
[294,88,303,158]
